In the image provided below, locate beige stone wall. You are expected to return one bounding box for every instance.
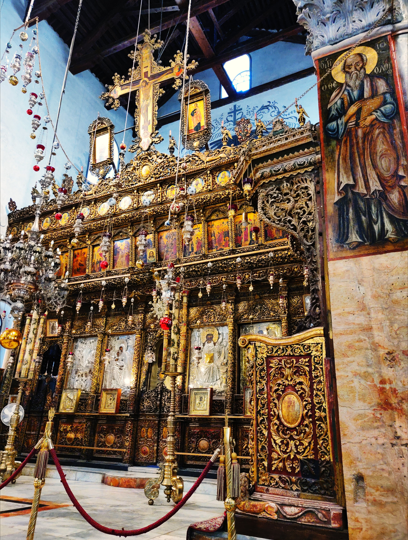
[329,250,408,540]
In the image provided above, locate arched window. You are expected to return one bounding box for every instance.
[221,54,251,98]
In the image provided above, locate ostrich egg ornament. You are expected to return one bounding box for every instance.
[0,328,23,349]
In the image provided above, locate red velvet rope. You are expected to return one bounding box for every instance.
[50,447,215,537]
[0,446,38,490]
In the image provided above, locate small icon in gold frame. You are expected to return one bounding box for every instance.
[189,388,212,416]
[59,389,81,414]
[99,389,121,414]
[244,386,253,417]
[46,319,60,337]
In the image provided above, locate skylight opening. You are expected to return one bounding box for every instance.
[221,54,251,98]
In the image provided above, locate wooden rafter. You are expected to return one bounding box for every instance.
[208,8,224,39]
[30,0,74,22]
[189,16,237,98]
[70,0,232,74]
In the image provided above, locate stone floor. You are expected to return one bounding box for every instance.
[0,474,225,540]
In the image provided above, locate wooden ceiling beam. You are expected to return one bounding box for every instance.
[208,8,224,39]
[70,0,231,74]
[30,0,75,22]
[193,24,304,74]
[189,17,237,99]
[218,0,252,26]
[217,1,281,54]
[74,0,132,55]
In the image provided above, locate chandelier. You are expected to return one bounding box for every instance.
[0,196,69,320]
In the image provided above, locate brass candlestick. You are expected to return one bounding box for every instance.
[0,380,26,483]
[224,415,237,540]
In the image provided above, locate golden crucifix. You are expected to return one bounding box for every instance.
[101,30,197,151]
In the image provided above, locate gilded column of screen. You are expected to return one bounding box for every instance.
[20,310,39,379]
[176,290,189,414]
[89,330,106,405]
[15,314,32,378]
[228,207,236,250]
[28,312,47,379]
[226,300,236,415]
[129,305,145,413]
[279,280,289,337]
[54,320,72,397]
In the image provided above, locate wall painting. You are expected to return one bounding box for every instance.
[188,326,229,396]
[183,224,203,257]
[158,230,177,261]
[72,248,87,277]
[207,218,229,252]
[316,35,408,260]
[113,238,130,269]
[235,212,260,247]
[91,245,104,273]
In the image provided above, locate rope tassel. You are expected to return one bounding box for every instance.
[216,455,225,501]
[231,452,240,498]
[34,447,49,481]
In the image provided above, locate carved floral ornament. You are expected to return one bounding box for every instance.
[293,0,403,53]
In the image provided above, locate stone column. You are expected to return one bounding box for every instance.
[293,2,408,538]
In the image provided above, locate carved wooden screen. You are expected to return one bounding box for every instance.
[239,329,336,499]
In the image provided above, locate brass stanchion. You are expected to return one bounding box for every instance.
[224,415,237,540]
[26,408,55,540]
[145,293,184,505]
[0,380,26,483]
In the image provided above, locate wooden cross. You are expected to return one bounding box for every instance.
[101,30,197,152]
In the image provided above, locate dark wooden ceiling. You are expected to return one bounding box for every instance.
[28,0,305,112]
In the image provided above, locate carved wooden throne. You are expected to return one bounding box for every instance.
[237,328,346,536]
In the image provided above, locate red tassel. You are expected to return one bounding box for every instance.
[217,455,225,501]
[231,452,240,498]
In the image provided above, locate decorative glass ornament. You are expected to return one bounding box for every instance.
[32,46,39,54]
[170,201,183,214]
[33,165,40,172]
[108,197,116,207]
[27,109,33,115]
[182,215,194,244]
[34,143,45,163]
[35,70,41,78]
[22,86,28,94]
[0,65,7,83]
[21,72,32,87]
[268,272,274,289]
[0,328,23,349]
[249,283,254,292]
[187,185,196,195]
[8,75,18,86]
[6,43,12,49]
[20,31,28,42]
[55,213,62,220]
[44,115,51,123]
[120,143,126,150]
[10,53,22,75]
[136,229,148,257]
[242,177,253,192]
[228,203,237,217]
[64,162,71,170]
[31,114,41,133]
[159,316,172,331]
[28,92,38,109]
[164,219,171,226]
[136,259,144,269]
[198,290,203,299]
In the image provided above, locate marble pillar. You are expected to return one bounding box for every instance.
[293,1,408,538]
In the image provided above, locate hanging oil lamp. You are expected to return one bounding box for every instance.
[86,306,93,331]
[182,215,194,244]
[242,212,249,228]
[100,231,111,257]
[128,298,134,325]
[111,292,116,310]
[73,212,85,237]
[236,274,242,290]
[56,187,68,209]
[76,285,83,313]
[221,283,227,310]
[122,277,129,307]
[137,228,148,258]
[98,281,106,312]
[28,92,38,108]
[193,346,202,367]
[206,280,212,296]
[228,203,237,217]
[9,53,22,85]
[268,272,275,289]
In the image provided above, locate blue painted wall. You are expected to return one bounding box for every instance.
[0,0,132,230]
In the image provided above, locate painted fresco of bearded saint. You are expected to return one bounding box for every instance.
[325,48,408,249]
